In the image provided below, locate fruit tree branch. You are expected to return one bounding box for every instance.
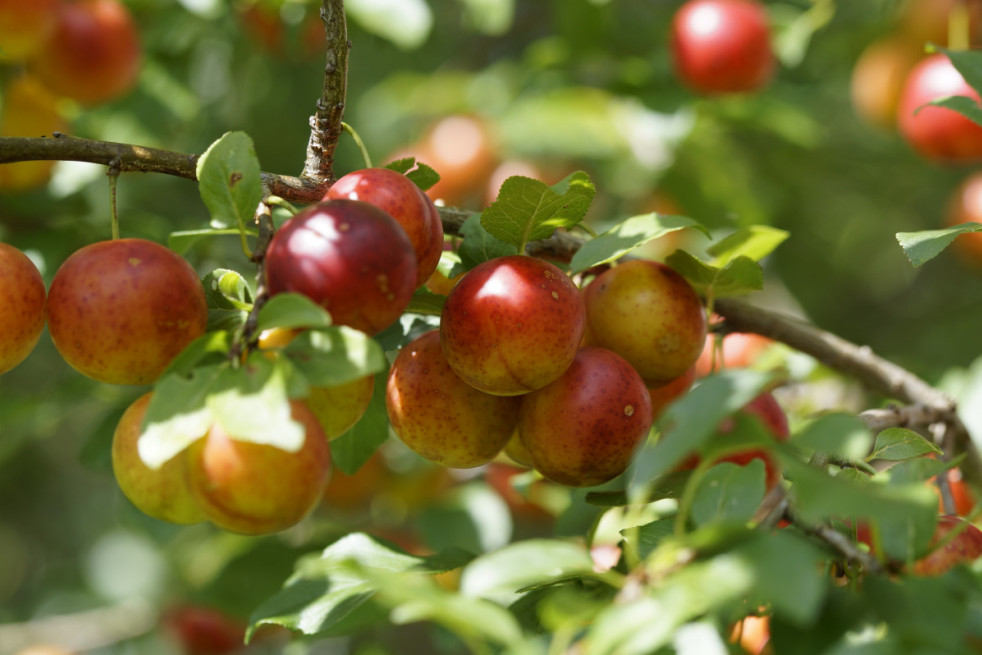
[300,0,349,184]
[0,134,328,203]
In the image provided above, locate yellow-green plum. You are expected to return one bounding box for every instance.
[440,255,585,396]
[386,330,520,468]
[111,393,205,525]
[518,347,654,487]
[503,430,533,468]
[0,243,46,374]
[47,238,208,385]
[185,400,331,535]
[583,260,706,385]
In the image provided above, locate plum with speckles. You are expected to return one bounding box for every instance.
[440,255,585,396]
[584,260,706,385]
[912,515,982,576]
[111,392,205,525]
[47,238,208,385]
[186,400,331,535]
[264,199,417,335]
[518,346,653,487]
[386,330,519,468]
[0,243,46,374]
[325,168,443,286]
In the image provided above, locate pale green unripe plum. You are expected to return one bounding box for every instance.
[519,347,654,487]
[185,401,331,535]
[111,393,206,525]
[386,330,520,468]
[440,255,585,396]
[583,260,706,385]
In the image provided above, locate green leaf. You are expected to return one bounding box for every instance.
[457,213,518,269]
[345,0,432,50]
[734,531,828,625]
[569,213,710,274]
[382,157,441,191]
[867,428,943,462]
[168,228,257,255]
[138,363,227,469]
[255,293,332,333]
[896,224,982,267]
[941,47,982,104]
[624,518,675,560]
[329,372,390,475]
[629,369,774,502]
[207,353,306,451]
[283,327,386,387]
[794,413,874,464]
[458,539,598,606]
[690,460,766,528]
[481,171,596,251]
[930,94,982,126]
[202,268,254,311]
[666,250,764,298]
[458,0,515,36]
[419,483,513,554]
[706,225,790,266]
[586,554,754,655]
[161,330,233,378]
[406,287,445,315]
[248,533,467,640]
[196,131,263,232]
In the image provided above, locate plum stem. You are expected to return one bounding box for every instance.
[341,121,373,169]
[949,2,970,51]
[108,166,120,240]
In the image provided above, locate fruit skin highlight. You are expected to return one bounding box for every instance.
[111,393,205,525]
[670,0,774,95]
[440,255,585,396]
[264,199,417,335]
[185,400,331,536]
[47,238,208,386]
[325,167,444,287]
[897,53,982,163]
[386,330,519,468]
[0,243,47,375]
[584,259,707,385]
[518,347,654,487]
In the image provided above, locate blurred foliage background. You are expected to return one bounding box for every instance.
[3,0,982,653]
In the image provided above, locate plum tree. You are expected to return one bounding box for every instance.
[670,0,774,95]
[0,73,68,191]
[185,400,331,535]
[30,0,141,106]
[111,393,205,525]
[46,238,208,385]
[440,254,585,395]
[911,515,982,576]
[264,199,417,335]
[583,259,707,385]
[0,242,46,375]
[386,330,520,468]
[325,167,444,286]
[0,0,59,61]
[897,53,982,162]
[517,346,653,487]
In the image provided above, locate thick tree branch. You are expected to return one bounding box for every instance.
[301,0,349,183]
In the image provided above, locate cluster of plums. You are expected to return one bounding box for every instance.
[0,0,142,190]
